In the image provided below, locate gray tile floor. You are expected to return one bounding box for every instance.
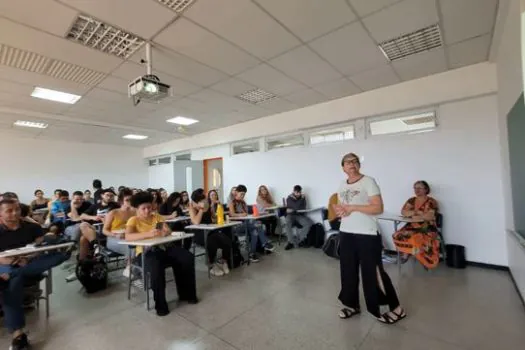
[1,248,524,350]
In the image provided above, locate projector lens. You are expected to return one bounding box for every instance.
[144,82,158,93]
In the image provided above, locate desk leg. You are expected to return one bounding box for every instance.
[245,222,250,266]
[46,268,52,319]
[142,250,149,311]
[394,221,401,276]
[204,230,210,279]
[127,246,132,300]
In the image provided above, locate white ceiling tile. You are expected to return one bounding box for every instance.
[83,88,128,103]
[309,22,388,76]
[258,97,298,113]
[254,0,356,42]
[188,89,252,111]
[236,63,306,95]
[59,0,176,39]
[392,48,447,81]
[362,0,438,43]
[96,75,129,94]
[111,62,145,80]
[129,47,226,86]
[349,65,400,91]
[447,34,491,69]
[284,89,328,107]
[348,0,402,17]
[184,0,300,60]
[0,0,78,36]
[0,18,122,73]
[210,78,256,96]
[440,0,498,45]
[0,79,36,96]
[154,18,260,75]
[268,45,342,86]
[0,93,70,114]
[313,78,361,100]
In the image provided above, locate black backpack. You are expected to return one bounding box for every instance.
[232,236,245,268]
[75,254,108,294]
[322,234,340,259]
[307,223,325,248]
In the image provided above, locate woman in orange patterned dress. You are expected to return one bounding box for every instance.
[392,181,440,269]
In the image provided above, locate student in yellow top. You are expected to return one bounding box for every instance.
[103,188,135,277]
[125,192,197,316]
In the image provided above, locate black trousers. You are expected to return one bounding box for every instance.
[191,228,233,266]
[262,216,278,236]
[144,245,196,311]
[338,232,400,317]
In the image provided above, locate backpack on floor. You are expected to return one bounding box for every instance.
[75,254,108,294]
[322,233,340,259]
[232,236,245,268]
[307,223,325,248]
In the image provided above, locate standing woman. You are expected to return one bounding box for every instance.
[335,153,406,324]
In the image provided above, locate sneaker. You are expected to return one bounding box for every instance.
[249,254,260,263]
[210,264,224,276]
[122,265,131,278]
[221,261,230,275]
[284,242,294,251]
[264,242,275,252]
[10,333,30,350]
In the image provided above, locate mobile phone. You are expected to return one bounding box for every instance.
[156,222,164,230]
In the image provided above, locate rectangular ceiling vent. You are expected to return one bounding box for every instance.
[378,24,442,61]
[157,0,196,13]
[0,44,50,74]
[66,14,145,59]
[401,112,435,125]
[236,88,276,105]
[0,44,106,86]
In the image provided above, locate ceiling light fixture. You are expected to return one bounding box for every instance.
[237,88,276,104]
[31,87,81,104]
[378,24,442,61]
[166,116,199,125]
[13,120,48,129]
[123,134,148,140]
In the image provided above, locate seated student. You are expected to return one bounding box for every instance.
[229,184,274,263]
[50,190,71,232]
[180,191,190,212]
[19,203,40,225]
[0,199,69,350]
[392,181,440,269]
[148,189,163,213]
[256,185,279,236]
[158,192,184,218]
[103,188,135,277]
[327,193,341,231]
[92,179,103,204]
[30,189,49,211]
[227,186,237,204]
[284,185,314,250]
[64,191,92,242]
[76,189,120,261]
[189,189,231,276]
[83,190,94,204]
[125,192,197,316]
[207,189,221,217]
[160,188,168,204]
[45,189,62,225]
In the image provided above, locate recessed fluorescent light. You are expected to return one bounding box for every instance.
[31,87,81,104]
[166,116,199,125]
[123,134,148,140]
[13,120,48,129]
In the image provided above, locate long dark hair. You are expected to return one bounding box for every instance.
[180,191,190,206]
[166,192,181,209]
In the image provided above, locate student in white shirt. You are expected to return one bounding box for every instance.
[335,153,406,325]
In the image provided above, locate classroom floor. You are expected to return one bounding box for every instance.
[0,248,524,350]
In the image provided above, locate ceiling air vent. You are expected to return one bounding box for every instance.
[378,24,442,61]
[401,112,435,126]
[236,88,276,105]
[0,44,50,74]
[66,14,145,59]
[157,0,196,13]
[0,44,106,86]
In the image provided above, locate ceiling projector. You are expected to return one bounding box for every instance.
[128,74,171,106]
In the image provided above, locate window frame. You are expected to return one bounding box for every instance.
[366,110,437,138]
[265,132,306,152]
[231,139,260,155]
[308,123,356,146]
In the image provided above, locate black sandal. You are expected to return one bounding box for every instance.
[339,308,360,319]
[377,308,407,324]
[392,308,407,321]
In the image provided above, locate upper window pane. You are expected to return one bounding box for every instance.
[232,141,259,155]
[369,111,436,136]
[266,134,304,151]
[310,125,355,145]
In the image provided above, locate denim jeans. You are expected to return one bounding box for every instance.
[0,252,69,332]
[247,221,268,253]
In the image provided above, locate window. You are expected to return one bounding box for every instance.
[148,159,157,166]
[310,125,355,145]
[368,111,436,136]
[158,156,171,165]
[266,134,304,151]
[232,141,259,155]
[175,153,191,160]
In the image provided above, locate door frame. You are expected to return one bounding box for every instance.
[203,157,223,193]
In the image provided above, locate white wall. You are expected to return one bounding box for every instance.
[0,135,148,203]
[148,163,174,192]
[191,144,231,161]
[221,95,506,266]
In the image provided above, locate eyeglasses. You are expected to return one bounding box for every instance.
[344,159,359,165]
[414,187,426,190]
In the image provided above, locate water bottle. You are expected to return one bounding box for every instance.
[216,204,224,225]
[252,205,259,217]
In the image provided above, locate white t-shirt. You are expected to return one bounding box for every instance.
[338,175,381,235]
